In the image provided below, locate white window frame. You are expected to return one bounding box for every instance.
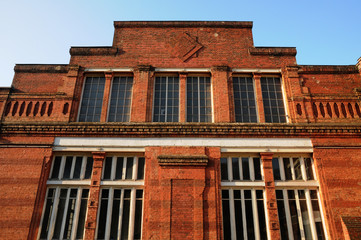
[77,76,106,122]
[186,75,213,123]
[107,75,134,122]
[95,155,145,240]
[273,155,328,240]
[221,155,268,240]
[152,75,180,122]
[232,75,259,123]
[38,155,93,240]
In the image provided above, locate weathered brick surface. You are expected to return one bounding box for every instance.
[0,21,361,239]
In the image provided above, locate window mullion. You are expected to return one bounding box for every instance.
[224,190,235,240]
[79,156,87,180]
[111,156,117,180]
[251,189,260,240]
[290,158,296,181]
[104,188,114,240]
[300,157,307,181]
[70,188,82,240]
[59,156,66,179]
[227,157,233,181]
[283,189,294,240]
[241,190,248,240]
[317,190,328,240]
[279,157,286,181]
[238,157,243,180]
[128,188,137,240]
[133,157,139,180]
[70,156,76,179]
[117,189,125,240]
[47,187,61,240]
[122,158,127,180]
[294,190,306,240]
[305,189,318,239]
[59,189,71,240]
[249,158,255,181]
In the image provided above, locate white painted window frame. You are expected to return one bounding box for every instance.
[38,155,92,240]
[152,75,180,122]
[273,156,328,240]
[95,155,145,240]
[221,155,268,240]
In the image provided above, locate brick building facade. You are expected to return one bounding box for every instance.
[0,21,361,239]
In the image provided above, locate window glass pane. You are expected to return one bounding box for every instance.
[260,77,286,123]
[63,189,78,239]
[283,158,292,180]
[134,190,143,240]
[244,190,255,239]
[272,158,281,180]
[137,157,145,180]
[40,188,55,239]
[103,157,113,180]
[233,76,257,122]
[121,190,131,239]
[79,77,105,122]
[63,156,73,180]
[293,158,303,180]
[97,189,109,239]
[108,76,133,122]
[221,158,229,181]
[186,76,211,122]
[126,157,134,179]
[304,158,314,180]
[110,190,121,239]
[256,190,267,240]
[298,190,312,239]
[232,157,240,180]
[53,189,68,238]
[76,189,89,239]
[287,190,302,239]
[51,156,62,179]
[153,76,179,122]
[73,156,83,179]
[84,157,93,179]
[253,157,262,180]
[222,190,232,240]
[276,190,289,240]
[115,157,124,180]
[242,158,250,180]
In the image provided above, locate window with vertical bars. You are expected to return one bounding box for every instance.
[39,156,94,240]
[108,76,133,122]
[261,77,286,123]
[153,76,179,122]
[272,156,326,239]
[233,76,258,123]
[96,156,145,240]
[221,156,268,240]
[186,76,212,122]
[79,77,105,122]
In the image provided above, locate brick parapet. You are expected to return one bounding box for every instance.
[113,21,253,29]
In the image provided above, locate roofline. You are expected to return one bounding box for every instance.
[114,21,253,28]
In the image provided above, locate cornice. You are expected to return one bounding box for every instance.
[298,65,358,74]
[1,123,361,137]
[14,64,69,73]
[249,47,297,56]
[114,21,253,29]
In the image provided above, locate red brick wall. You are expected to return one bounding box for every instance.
[0,137,53,240]
[313,138,361,239]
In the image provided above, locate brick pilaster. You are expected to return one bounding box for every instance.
[84,152,105,240]
[211,66,231,122]
[254,73,265,123]
[131,65,153,122]
[100,72,113,122]
[260,152,280,240]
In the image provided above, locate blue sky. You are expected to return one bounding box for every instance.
[0,0,360,87]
